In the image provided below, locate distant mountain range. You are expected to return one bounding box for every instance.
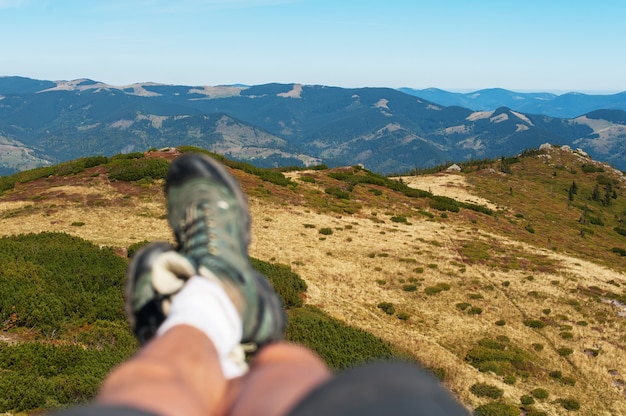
[1,76,625,174]
[398,87,626,119]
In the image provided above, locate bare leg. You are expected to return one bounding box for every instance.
[97,325,228,416]
[227,342,332,416]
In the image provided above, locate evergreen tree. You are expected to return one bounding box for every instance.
[592,184,601,202]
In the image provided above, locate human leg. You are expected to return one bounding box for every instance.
[91,152,290,415]
[227,342,332,416]
[96,325,227,416]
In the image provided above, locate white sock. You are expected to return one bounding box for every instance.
[157,275,247,378]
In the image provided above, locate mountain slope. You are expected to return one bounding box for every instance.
[1,146,625,415]
[400,87,626,119]
[1,77,626,175]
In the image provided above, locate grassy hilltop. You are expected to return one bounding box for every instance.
[0,146,625,415]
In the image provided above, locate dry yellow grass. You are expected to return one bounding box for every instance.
[1,162,625,415]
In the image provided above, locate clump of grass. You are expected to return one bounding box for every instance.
[319,228,333,235]
[70,221,85,227]
[303,223,316,229]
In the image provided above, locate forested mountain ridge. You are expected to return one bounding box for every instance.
[1,76,625,176]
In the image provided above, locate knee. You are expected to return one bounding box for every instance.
[253,342,329,370]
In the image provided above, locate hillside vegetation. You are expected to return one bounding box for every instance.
[0,145,625,415]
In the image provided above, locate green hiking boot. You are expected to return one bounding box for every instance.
[125,241,195,345]
[165,152,286,349]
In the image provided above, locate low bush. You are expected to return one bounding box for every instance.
[521,394,535,405]
[474,402,519,416]
[523,319,546,329]
[107,157,170,182]
[467,306,483,315]
[286,306,402,370]
[557,347,573,357]
[531,388,549,399]
[397,312,410,321]
[455,302,471,311]
[325,187,351,199]
[251,259,307,309]
[377,302,395,315]
[402,284,417,292]
[319,228,333,235]
[424,282,451,296]
[390,215,408,223]
[559,398,581,411]
[469,382,503,399]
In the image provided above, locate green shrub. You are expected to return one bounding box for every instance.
[474,402,519,416]
[561,376,576,386]
[582,164,603,173]
[557,347,573,357]
[560,331,574,339]
[521,394,535,405]
[319,228,333,235]
[455,302,471,311]
[503,375,516,385]
[424,282,451,295]
[523,319,546,329]
[286,306,401,370]
[549,370,562,379]
[495,319,506,326]
[525,224,535,234]
[325,187,350,199]
[402,284,417,292]
[469,382,503,399]
[390,215,408,223]
[429,196,460,212]
[377,302,395,315]
[559,398,580,411]
[614,227,626,236]
[531,388,549,399]
[251,259,307,309]
[397,312,410,321]
[107,157,170,182]
[532,343,544,351]
[611,247,626,256]
[467,306,483,315]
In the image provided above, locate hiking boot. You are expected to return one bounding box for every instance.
[165,152,286,349]
[125,242,195,345]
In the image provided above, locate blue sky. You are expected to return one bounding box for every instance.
[1,0,625,93]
